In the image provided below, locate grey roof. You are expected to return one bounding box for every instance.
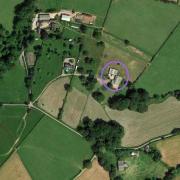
[38,13,50,21]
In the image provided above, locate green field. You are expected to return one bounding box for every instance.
[18,115,92,180]
[37,0,110,25]
[136,24,180,94]
[120,152,167,180]
[105,0,180,55]
[0,106,26,164]
[0,0,22,31]
[0,61,27,102]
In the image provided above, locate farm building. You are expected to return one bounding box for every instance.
[112,75,123,89]
[26,52,36,67]
[108,68,119,80]
[74,13,96,24]
[118,161,128,171]
[61,14,71,22]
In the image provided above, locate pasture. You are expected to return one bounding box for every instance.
[0,152,31,180]
[62,88,87,128]
[136,24,180,94]
[0,0,22,31]
[37,77,70,117]
[76,158,110,180]
[81,95,109,121]
[156,135,180,167]
[0,106,26,164]
[120,152,167,180]
[18,115,92,180]
[105,0,180,55]
[106,97,180,147]
[0,61,27,102]
[37,0,111,25]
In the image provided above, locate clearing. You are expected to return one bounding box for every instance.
[106,97,180,147]
[0,152,31,180]
[105,0,180,55]
[136,24,180,95]
[76,157,110,180]
[18,115,92,180]
[156,135,180,167]
[120,152,167,180]
[37,77,70,117]
[62,88,87,128]
[0,0,22,31]
[81,95,109,121]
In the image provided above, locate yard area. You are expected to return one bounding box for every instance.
[136,24,180,95]
[0,0,22,31]
[0,106,26,165]
[37,0,111,25]
[37,77,70,117]
[156,135,180,167]
[18,115,92,180]
[0,61,27,102]
[119,152,167,180]
[106,97,180,147]
[62,88,88,128]
[105,0,180,55]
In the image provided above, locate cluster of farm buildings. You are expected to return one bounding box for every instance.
[32,9,96,31]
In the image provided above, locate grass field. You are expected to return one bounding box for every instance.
[120,152,167,180]
[81,95,109,121]
[0,61,27,102]
[136,24,180,94]
[0,152,31,180]
[62,88,87,128]
[37,77,70,117]
[156,135,180,167]
[18,115,92,180]
[105,0,180,55]
[106,97,180,147]
[37,0,111,25]
[76,158,110,180]
[0,106,26,165]
[0,0,22,31]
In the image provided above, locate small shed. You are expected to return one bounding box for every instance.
[26,52,36,67]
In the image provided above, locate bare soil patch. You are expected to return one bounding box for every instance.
[106,97,180,147]
[62,88,87,128]
[0,152,31,180]
[82,95,109,121]
[76,158,110,180]
[156,135,180,167]
[38,77,69,117]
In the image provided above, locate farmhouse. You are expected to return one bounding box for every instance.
[118,161,128,171]
[112,75,123,89]
[108,68,119,80]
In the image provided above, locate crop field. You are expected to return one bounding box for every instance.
[0,152,31,180]
[0,61,27,102]
[106,97,180,147]
[37,0,111,25]
[76,158,110,180]
[0,0,22,31]
[62,88,87,128]
[81,95,109,121]
[38,77,70,117]
[0,106,26,164]
[136,24,180,95]
[120,152,167,180]
[105,0,180,55]
[156,135,180,167]
[18,115,92,180]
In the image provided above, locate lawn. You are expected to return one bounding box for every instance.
[105,0,180,55]
[0,0,22,31]
[120,152,167,180]
[0,61,27,102]
[136,24,180,95]
[18,115,92,180]
[156,135,180,167]
[106,97,180,147]
[0,106,26,165]
[37,0,111,25]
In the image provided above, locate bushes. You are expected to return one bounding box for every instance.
[83,159,92,169]
[92,91,105,103]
